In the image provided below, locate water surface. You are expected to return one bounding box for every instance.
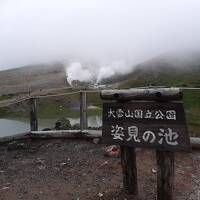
[0,116,102,137]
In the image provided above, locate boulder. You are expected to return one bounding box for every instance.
[55,117,72,130]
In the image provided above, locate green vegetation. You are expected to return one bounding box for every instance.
[183,90,200,135]
[120,69,200,89]
[0,94,15,101]
[0,91,102,121]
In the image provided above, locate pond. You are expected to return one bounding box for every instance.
[0,116,102,137]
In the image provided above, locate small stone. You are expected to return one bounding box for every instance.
[151,168,157,174]
[35,158,45,165]
[93,138,100,144]
[2,187,10,190]
[104,145,120,158]
[38,166,46,170]
[99,161,108,167]
[98,193,103,198]
[60,162,67,167]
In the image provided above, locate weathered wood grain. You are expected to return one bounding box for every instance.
[0,130,102,143]
[156,150,175,200]
[100,88,182,101]
[80,91,88,130]
[120,146,138,196]
[30,98,38,131]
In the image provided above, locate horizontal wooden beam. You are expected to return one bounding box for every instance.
[100,88,182,101]
[0,130,102,143]
[190,137,200,149]
[30,130,101,138]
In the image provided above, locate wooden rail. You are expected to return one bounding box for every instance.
[0,87,199,144]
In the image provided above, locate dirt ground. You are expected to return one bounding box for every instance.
[0,138,200,200]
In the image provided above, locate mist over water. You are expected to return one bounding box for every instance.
[1,0,200,82]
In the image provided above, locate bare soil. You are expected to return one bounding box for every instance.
[0,139,200,200]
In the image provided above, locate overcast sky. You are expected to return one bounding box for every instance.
[0,0,200,70]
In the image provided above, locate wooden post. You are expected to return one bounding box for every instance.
[120,146,138,196]
[30,98,38,131]
[80,91,88,130]
[101,88,188,199]
[156,150,175,200]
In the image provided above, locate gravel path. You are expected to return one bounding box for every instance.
[0,139,200,200]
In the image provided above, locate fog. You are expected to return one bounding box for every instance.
[1,0,200,82]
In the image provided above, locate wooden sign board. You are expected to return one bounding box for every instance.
[102,101,190,151]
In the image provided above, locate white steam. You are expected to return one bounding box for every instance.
[66,60,133,84]
[67,62,94,85]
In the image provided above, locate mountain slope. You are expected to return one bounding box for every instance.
[0,63,69,95]
[105,50,200,88]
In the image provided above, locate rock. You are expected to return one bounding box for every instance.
[42,128,52,131]
[98,193,103,198]
[93,138,101,144]
[7,141,27,151]
[99,161,108,167]
[35,158,45,165]
[151,168,157,174]
[72,123,80,130]
[38,166,46,170]
[60,162,67,167]
[104,145,120,158]
[1,186,10,190]
[55,117,72,130]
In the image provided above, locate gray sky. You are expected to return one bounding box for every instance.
[1,0,200,70]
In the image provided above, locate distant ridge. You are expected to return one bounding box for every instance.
[0,63,69,95]
[100,50,200,88]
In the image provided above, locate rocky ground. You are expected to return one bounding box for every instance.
[0,138,200,200]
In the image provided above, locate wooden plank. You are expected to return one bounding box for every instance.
[102,101,190,151]
[189,137,200,149]
[0,130,102,143]
[30,98,38,131]
[31,130,102,138]
[120,146,138,196]
[156,150,175,200]
[80,91,88,130]
[100,88,182,101]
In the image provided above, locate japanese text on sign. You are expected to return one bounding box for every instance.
[108,108,176,120]
[102,102,190,151]
[111,125,178,146]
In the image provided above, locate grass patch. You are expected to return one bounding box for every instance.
[0,94,15,101]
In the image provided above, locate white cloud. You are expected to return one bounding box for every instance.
[0,0,200,71]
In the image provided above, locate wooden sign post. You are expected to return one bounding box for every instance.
[80,91,88,130]
[101,88,190,199]
[30,97,38,131]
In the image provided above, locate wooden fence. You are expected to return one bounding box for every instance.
[0,87,199,148]
[29,90,94,131]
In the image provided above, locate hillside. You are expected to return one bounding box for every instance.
[0,63,68,95]
[100,50,200,88]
